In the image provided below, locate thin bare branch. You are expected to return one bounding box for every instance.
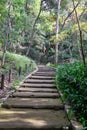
[26,0,43,56]
[72,0,85,65]
[61,1,80,30]
[79,7,87,20]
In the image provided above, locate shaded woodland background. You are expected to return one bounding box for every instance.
[0,0,87,65]
[0,0,87,128]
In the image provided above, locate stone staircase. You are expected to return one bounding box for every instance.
[0,65,71,130]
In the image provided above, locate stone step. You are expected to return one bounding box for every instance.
[37,69,56,72]
[0,66,71,130]
[38,66,56,71]
[17,87,58,93]
[11,92,60,98]
[33,72,55,76]
[34,72,55,74]
[0,108,70,130]
[24,79,55,84]
[37,70,56,73]
[21,83,56,88]
[30,76,55,80]
[2,98,64,109]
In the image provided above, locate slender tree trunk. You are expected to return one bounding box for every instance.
[72,0,85,65]
[7,1,12,51]
[26,0,42,56]
[69,46,73,58]
[55,0,61,64]
[2,43,6,67]
[1,2,11,66]
[78,43,82,60]
[77,36,82,60]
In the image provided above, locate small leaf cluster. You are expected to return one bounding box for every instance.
[56,62,87,127]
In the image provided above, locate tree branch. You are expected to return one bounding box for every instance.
[26,0,43,56]
[79,6,87,20]
[61,1,80,30]
[30,0,43,40]
[72,0,85,65]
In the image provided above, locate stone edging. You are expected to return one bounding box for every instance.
[65,105,83,130]
[0,66,38,103]
[59,91,83,130]
[15,66,38,89]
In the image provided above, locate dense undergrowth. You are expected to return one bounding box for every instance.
[0,51,36,89]
[0,51,36,72]
[56,62,87,128]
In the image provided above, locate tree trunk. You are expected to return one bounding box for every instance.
[72,0,85,65]
[26,0,42,56]
[77,37,82,60]
[26,44,30,56]
[2,43,6,67]
[69,46,73,58]
[8,1,12,51]
[55,0,61,64]
[1,2,11,66]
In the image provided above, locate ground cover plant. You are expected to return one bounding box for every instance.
[0,51,36,71]
[0,51,36,99]
[56,62,87,127]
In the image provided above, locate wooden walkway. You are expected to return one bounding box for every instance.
[0,65,71,130]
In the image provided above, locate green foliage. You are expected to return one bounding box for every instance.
[72,22,87,33]
[12,80,20,86]
[0,68,4,73]
[9,86,16,91]
[46,63,57,68]
[56,62,87,127]
[0,51,36,71]
[39,12,54,32]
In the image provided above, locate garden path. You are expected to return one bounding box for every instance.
[0,65,70,130]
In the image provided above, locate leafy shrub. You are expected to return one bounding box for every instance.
[5,52,36,71]
[12,80,20,86]
[56,62,87,127]
[0,51,36,71]
[46,63,58,68]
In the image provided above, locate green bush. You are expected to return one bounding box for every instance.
[46,63,58,68]
[56,62,87,127]
[0,51,36,71]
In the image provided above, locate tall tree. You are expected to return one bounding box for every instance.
[26,0,43,56]
[1,1,10,66]
[55,0,61,64]
[72,0,86,65]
